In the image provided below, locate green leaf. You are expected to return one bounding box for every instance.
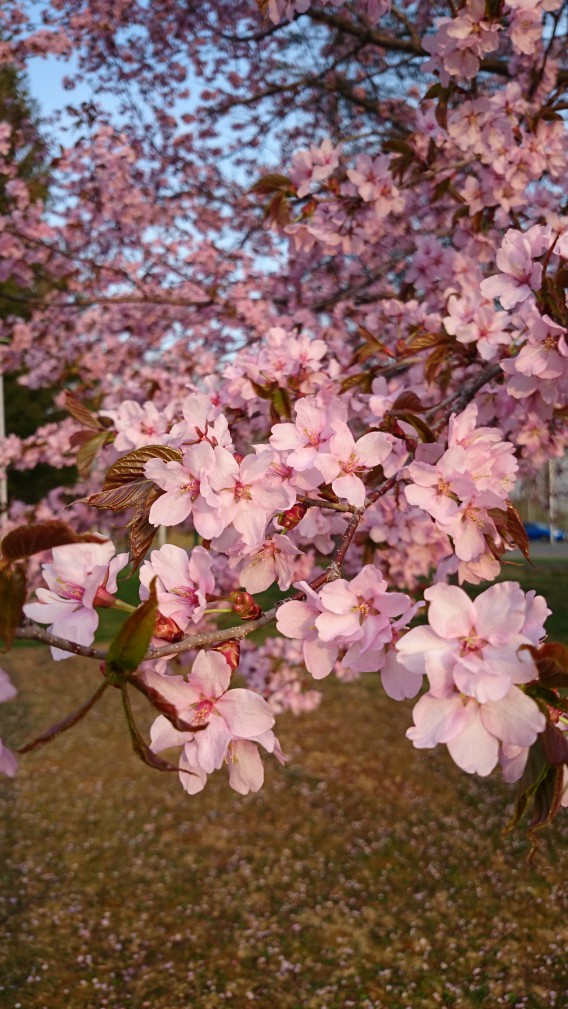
[0,563,26,651]
[105,580,158,683]
[1,521,107,563]
[271,386,292,420]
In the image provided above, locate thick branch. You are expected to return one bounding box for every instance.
[306,10,568,86]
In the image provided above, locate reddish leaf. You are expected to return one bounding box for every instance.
[341,371,374,393]
[250,172,292,196]
[403,331,446,354]
[0,564,26,650]
[99,445,181,491]
[128,495,162,571]
[529,765,565,837]
[64,391,104,431]
[265,191,291,226]
[1,521,106,563]
[540,722,568,766]
[390,391,425,413]
[506,501,530,561]
[86,478,159,513]
[386,411,435,443]
[525,642,568,688]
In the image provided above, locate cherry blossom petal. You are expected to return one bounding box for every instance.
[424,584,475,639]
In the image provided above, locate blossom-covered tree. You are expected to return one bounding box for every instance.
[0,0,567,842]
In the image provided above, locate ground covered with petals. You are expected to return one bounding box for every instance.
[1,561,567,1009]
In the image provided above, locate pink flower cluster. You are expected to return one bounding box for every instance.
[423,0,501,81]
[144,650,284,795]
[405,404,517,581]
[396,582,549,779]
[270,396,403,507]
[277,565,419,696]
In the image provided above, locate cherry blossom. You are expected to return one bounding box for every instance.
[139,543,215,629]
[314,422,400,507]
[23,542,129,660]
[143,650,275,776]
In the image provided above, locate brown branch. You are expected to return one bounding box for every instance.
[306,9,568,86]
[298,495,355,513]
[14,623,107,658]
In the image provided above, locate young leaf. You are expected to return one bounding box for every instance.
[105,580,158,682]
[1,521,107,563]
[65,391,105,431]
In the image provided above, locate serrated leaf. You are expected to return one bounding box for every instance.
[383,139,414,157]
[529,765,564,835]
[128,498,161,572]
[265,191,291,226]
[100,445,182,491]
[120,687,184,773]
[86,478,159,513]
[423,83,448,101]
[424,346,450,385]
[249,380,275,401]
[405,331,446,353]
[65,391,104,431]
[0,564,26,650]
[504,501,530,561]
[106,580,158,681]
[1,521,107,562]
[357,325,396,360]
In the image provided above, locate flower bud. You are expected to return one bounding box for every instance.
[211,638,241,673]
[229,591,263,621]
[153,611,185,642]
[277,502,308,531]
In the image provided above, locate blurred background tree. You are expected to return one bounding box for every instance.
[0,63,76,507]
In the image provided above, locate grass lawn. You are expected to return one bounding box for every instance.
[1,558,567,1009]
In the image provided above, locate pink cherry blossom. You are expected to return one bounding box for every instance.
[236,534,300,594]
[145,442,223,536]
[207,447,295,546]
[276,583,340,679]
[396,581,549,704]
[269,396,347,472]
[480,225,549,309]
[314,421,398,507]
[139,543,215,628]
[23,541,129,660]
[143,650,275,775]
